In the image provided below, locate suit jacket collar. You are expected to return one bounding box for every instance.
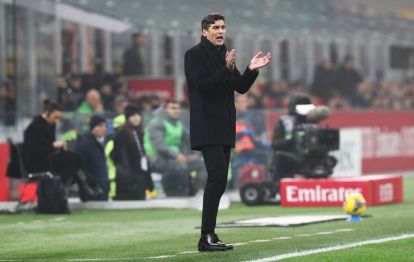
[199,36,227,68]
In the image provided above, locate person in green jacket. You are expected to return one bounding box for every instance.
[76,89,105,135]
[144,99,205,196]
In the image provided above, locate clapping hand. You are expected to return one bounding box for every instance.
[225,49,236,71]
[249,51,271,70]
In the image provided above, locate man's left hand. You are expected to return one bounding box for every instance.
[249,51,271,70]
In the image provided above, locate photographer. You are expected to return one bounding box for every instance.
[270,94,314,184]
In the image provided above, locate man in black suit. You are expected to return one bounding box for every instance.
[184,13,271,251]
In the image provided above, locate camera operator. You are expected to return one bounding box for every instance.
[269,94,315,185]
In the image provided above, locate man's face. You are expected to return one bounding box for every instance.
[165,102,181,119]
[203,20,226,46]
[128,113,142,127]
[44,110,62,126]
[92,123,107,138]
[235,95,249,113]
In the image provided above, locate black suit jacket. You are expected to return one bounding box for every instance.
[184,36,259,150]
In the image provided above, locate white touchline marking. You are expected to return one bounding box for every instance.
[250,239,272,243]
[314,231,334,235]
[244,233,414,262]
[177,251,198,254]
[147,255,176,259]
[295,234,312,237]
[272,237,292,240]
[335,228,353,232]
[68,258,139,261]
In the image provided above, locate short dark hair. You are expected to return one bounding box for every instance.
[201,13,225,30]
[43,99,62,113]
[164,99,180,108]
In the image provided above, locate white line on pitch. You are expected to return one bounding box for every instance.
[334,228,353,232]
[177,251,198,254]
[249,239,273,243]
[244,233,414,262]
[272,237,292,240]
[314,231,334,235]
[147,255,176,259]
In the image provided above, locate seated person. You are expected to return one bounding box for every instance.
[22,99,95,201]
[111,105,154,200]
[144,99,205,196]
[22,99,65,174]
[76,115,109,201]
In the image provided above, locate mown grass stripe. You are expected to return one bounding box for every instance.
[245,233,414,262]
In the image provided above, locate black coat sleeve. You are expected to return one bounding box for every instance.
[230,66,259,94]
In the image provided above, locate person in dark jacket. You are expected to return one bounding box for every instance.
[335,56,362,105]
[76,115,109,200]
[184,13,271,252]
[311,58,336,102]
[110,105,154,200]
[122,33,147,76]
[22,100,65,173]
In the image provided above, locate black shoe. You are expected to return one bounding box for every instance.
[198,233,233,252]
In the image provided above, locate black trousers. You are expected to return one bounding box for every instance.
[200,145,231,234]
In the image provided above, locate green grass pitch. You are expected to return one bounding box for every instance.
[0,176,413,261]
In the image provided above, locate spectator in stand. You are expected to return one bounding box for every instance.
[235,93,265,139]
[56,74,67,106]
[137,95,155,126]
[111,105,154,200]
[311,58,336,103]
[399,95,414,110]
[100,82,114,111]
[59,75,84,111]
[76,89,104,135]
[231,94,268,189]
[328,94,352,111]
[335,55,362,105]
[123,32,148,76]
[76,115,109,200]
[354,81,375,109]
[144,99,204,196]
[371,94,393,110]
[81,65,100,93]
[246,83,265,109]
[1,80,16,126]
[112,95,129,114]
[77,89,104,113]
[263,81,289,109]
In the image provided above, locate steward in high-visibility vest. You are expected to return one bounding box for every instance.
[143,99,204,197]
[144,119,183,158]
[235,121,256,153]
[104,114,125,199]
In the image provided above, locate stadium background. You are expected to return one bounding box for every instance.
[0,1,414,260]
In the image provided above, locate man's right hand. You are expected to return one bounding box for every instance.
[53,140,66,149]
[225,49,236,70]
[176,154,187,164]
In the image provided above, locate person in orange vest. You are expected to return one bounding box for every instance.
[232,94,269,189]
